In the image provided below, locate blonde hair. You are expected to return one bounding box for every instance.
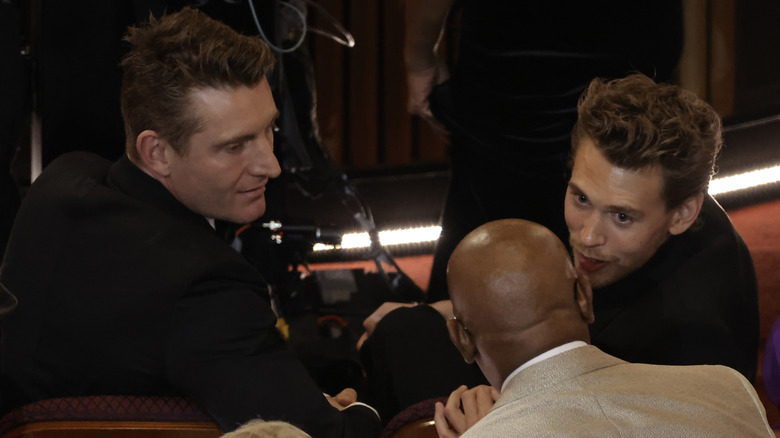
[221,419,311,438]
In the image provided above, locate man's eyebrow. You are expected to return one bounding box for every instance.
[568,181,643,217]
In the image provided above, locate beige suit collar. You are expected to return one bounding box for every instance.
[496,345,625,410]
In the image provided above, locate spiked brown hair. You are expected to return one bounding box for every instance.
[120,7,275,160]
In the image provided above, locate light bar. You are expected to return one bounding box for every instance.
[709,165,780,196]
[313,225,441,251]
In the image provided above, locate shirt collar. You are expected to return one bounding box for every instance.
[500,340,587,393]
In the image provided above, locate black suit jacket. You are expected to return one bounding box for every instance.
[0,152,381,437]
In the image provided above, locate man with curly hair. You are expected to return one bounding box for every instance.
[561,73,758,379]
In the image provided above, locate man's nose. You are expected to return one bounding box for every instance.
[247,141,281,179]
[580,213,606,246]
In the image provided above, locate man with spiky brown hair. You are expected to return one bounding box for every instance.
[0,7,380,437]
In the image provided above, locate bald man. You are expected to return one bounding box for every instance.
[435,219,772,438]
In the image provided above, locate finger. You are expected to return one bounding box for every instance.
[434,402,459,438]
[325,394,345,411]
[474,386,496,418]
[335,388,357,405]
[356,331,368,350]
[362,302,396,332]
[492,388,500,402]
[443,385,468,432]
[460,387,480,427]
[446,385,468,411]
[362,314,376,332]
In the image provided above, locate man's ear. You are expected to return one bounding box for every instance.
[669,192,704,235]
[575,274,595,324]
[135,130,172,178]
[446,318,477,364]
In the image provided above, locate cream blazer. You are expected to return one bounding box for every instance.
[462,345,773,437]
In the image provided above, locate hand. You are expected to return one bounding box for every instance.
[407,67,437,119]
[325,388,357,411]
[434,385,499,437]
[356,302,417,350]
[406,61,449,134]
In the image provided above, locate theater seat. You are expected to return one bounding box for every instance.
[0,395,221,438]
[381,397,444,438]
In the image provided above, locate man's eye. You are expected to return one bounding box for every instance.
[576,194,588,204]
[615,213,633,224]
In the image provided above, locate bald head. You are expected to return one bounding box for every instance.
[446,219,594,389]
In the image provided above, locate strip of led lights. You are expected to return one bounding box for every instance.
[313,226,441,252]
[314,165,780,251]
[708,164,780,196]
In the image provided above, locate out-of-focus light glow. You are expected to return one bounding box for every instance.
[378,226,441,245]
[709,165,780,196]
[314,226,442,251]
[312,243,336,251]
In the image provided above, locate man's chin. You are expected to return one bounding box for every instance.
[219,206,267,225]
[588,273,612,289]
[588,268,632,289]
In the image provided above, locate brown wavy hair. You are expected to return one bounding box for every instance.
[120,7,275,160]
[571,74,722,209]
